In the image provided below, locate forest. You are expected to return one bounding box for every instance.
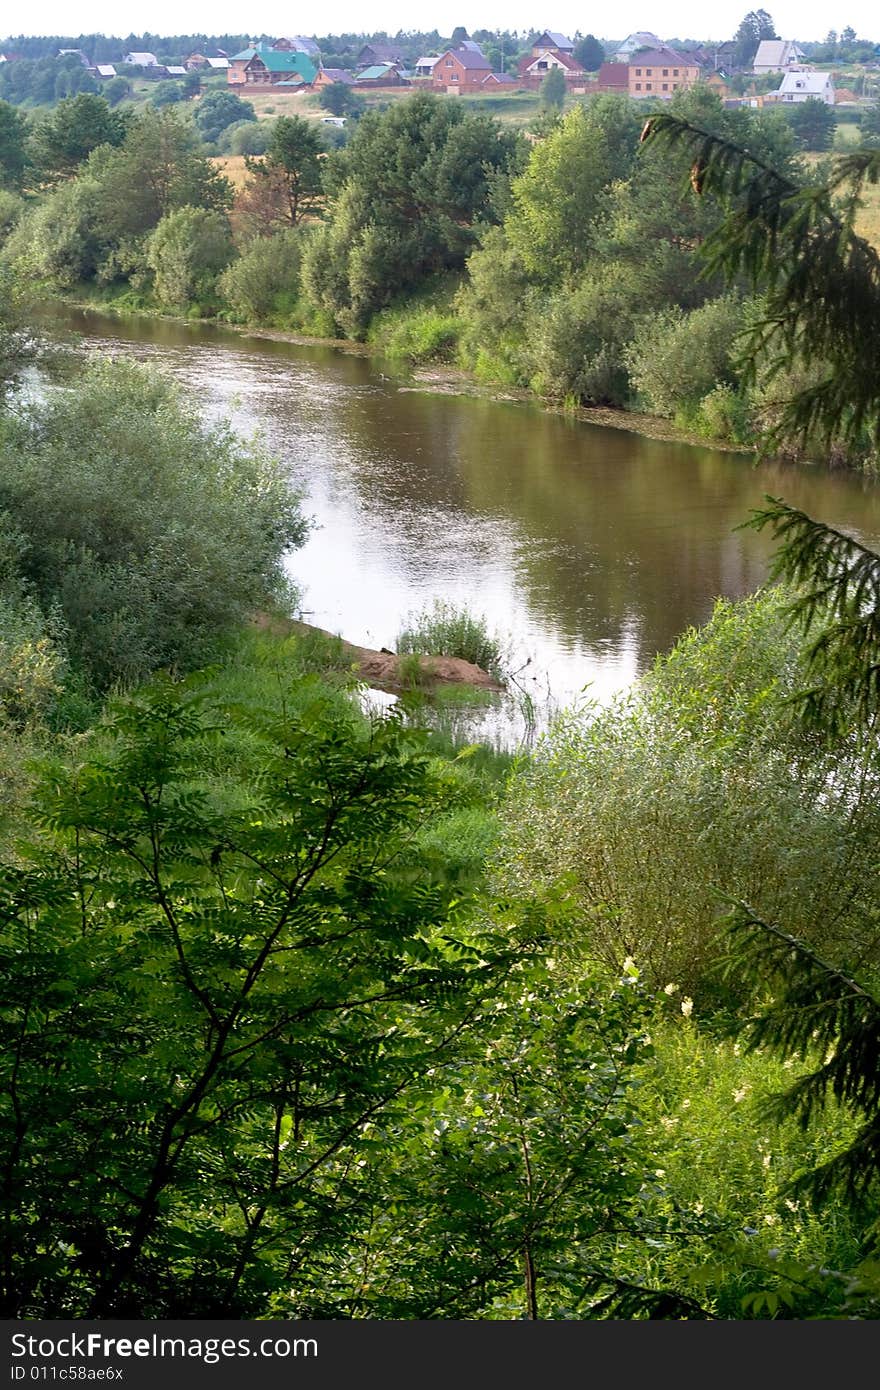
[1,70,880,1319]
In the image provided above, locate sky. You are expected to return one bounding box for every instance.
[2,2,878,43]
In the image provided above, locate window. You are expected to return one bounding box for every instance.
[635,67,641,75]
[635,81,641,89]
[445,58,452,66]
[646,82,652,90]
[662,67,668,75]
[673,68,679,75]
[450,73,458,80]
[646,68,652,75]
[662,82,668,90]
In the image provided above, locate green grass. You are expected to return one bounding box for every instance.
[396,599,508,679]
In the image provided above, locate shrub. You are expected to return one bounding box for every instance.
[396,600,506,678]
[493,589,880,1001]
[146,205,234,309]
[0,358,309,689]
[218,227,302,322]
[624,294,745,417]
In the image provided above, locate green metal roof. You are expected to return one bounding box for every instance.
[355,63,396,80]
[246,49,317,80]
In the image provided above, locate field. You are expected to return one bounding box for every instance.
[209,153,250,190]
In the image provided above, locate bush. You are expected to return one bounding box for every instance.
[146,205,234,309]
[493,588,880,1001]
[0,358,309,689]
[396,599,506,678]
[624,295,746,417]
[217,227,302,322]
[528,263,642,405]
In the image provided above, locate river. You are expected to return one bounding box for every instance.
[42,307,880,745]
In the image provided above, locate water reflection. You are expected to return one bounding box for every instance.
[41,307,880,743]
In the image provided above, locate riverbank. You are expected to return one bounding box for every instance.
[48,287,758,460]
[252,613,505,694]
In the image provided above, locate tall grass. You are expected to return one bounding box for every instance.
[396,599,507,679]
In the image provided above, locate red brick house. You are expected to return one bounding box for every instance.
[432,48,492,91]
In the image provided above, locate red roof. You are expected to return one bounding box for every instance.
[597,62,629,88]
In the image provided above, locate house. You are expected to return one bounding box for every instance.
[517,49,584,83]
[228,46,317,87]
[353,62,409,87]
[94,64,117,78]
[704,71,730,98]
[482,71,516,87]
[776,70,834,103]
[596,62,630,92]
[312,67,355,88]
[753,39,805,73]
[275,36,321,56]
[628,48,700,98]
[531,31,574,54]
[357,42,406,68]
[165,66,187,77]
[414,55,441,77]
[124,52,160,67]
[432,48,492,91]
[612,32,662,62]
[206,57,230,71]
[185,53,209,69]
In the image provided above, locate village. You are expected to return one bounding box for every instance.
[3,27,875,111]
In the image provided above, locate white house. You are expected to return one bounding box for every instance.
[206,57,229,70]
[124,51,159,66]
[777,70,834,103]
[612,32,662,61]
[414,55,441,76]
[95,64,117,78]
[753,39,805,73]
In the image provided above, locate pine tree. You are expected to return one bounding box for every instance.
[643,112,880,1209]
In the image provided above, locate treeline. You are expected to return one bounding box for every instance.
[1,86,879,468]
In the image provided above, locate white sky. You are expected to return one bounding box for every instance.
[2,3,877,43]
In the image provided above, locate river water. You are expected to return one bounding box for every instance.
[44,308,880,744]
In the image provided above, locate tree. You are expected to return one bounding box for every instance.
[103,76,132,107]
[733,9,777,67]
[0,682,503,1316]
[146,205,234,307]
[318,83,363,119]
[29,94,128,183]
[539,66,566,110]
[783,96,835,152]
[93,107,232,243]
[245,115,324,226]
[193,89,256,145]
[640,110,880,1205]
[0,101,29,190]
[150,80,186,108]
[640,113,880,456]
[301,93,520,335]
[573,35,605,72]
[507,96,642,282]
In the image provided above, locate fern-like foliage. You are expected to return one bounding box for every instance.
[640,114,880,453]
[725,902,880,1204]
[743,496,880,735]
